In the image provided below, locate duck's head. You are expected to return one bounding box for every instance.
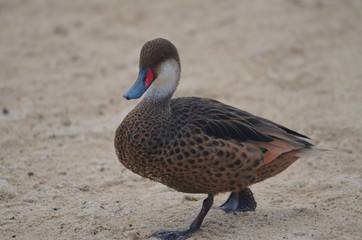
[123,38,181,101]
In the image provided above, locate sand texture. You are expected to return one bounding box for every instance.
[1,0,362,239]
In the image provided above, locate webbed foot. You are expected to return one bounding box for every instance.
[220,188,257,213]
[151,229,192,240]
[151,195,214,240]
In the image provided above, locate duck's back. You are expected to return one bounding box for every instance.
[170,97,312,149]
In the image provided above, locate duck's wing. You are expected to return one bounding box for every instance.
[171,97,313,166]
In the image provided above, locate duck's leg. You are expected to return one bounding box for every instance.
[220,188,256,213]
[151,194,214,240]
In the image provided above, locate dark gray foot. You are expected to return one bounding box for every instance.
[220,188,257,213]
[151,230,192,240]
[151,195,214,240]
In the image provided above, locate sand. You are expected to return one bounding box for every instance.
[1,0,362,239]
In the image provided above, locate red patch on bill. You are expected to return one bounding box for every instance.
[145,69,154,88]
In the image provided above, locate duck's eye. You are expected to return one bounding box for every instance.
[160,55,165,62]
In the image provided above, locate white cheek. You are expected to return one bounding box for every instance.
[146,59,180,100]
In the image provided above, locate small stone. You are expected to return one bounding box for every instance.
[184,195,198,201]
[0,179,17,200]
[49,134,57,139]
[28,172,34,177]
[22,191,40,203]
[77,184,90,192]
[71,55,80,61]
[2,107,9,115]
[53,25,69,36]
[62,120,71,127]
[124,230,140,240]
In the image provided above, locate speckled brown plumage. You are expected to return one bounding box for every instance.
[114,38,314,240]
[115,97,311,195]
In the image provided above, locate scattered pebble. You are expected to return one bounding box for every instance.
[77,184,90,192]
[2,107,9,115]
[62,120,71,127]
[184,195,198,201]
[71,55,80,61]
[124,230,140,240]
[23,195,37,203]
[53,25,68,36]
[0,179,17,200]
[49,134,57,139]
[28,172,34,177]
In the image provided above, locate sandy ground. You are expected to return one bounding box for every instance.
[1,0,362,239]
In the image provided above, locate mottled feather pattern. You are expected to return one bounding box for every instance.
[115,96,312,194]
[171,97,312,163]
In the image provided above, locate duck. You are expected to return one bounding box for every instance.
[114,38,314,240]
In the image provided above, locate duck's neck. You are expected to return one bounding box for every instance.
[140,95,172,112]
[143,58,180,104]
[135,58,181,120]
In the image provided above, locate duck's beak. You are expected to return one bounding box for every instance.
[123,68,154,100]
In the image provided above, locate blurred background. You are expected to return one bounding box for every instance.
[1,0,361,239]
